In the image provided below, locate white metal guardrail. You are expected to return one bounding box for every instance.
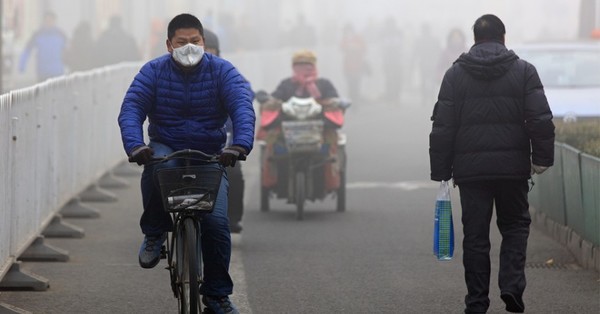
[1,45,597,282]
[0,46,298,282]
[0,45,383,282]
[0,64,140,280]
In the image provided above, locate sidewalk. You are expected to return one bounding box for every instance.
[0,163,250,314]
[0,159,598,313]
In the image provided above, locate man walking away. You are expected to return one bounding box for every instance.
[429,14,555,313]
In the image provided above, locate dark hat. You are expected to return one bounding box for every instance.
[203,28,220,55]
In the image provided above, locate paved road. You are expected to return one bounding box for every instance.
[1,99,599,314]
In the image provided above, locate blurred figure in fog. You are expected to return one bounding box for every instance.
[204,28,246,234]
[258,50,345,194]
[411,24,441,105]
[64,21,96,72]
[216,12,236,53]
[147,18,167,59]
[18,11,67,82]
[380,17,404,103]
[286,14,317,48]
[340,23,368,104]
[233,14,260,51]
[437,28,467,81]
[95,15,141,66]
[201,10,230,53]
[204,28,220,56]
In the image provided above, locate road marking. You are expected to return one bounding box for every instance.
[236,171,435,312]
[347,181,439,190]
[230,234,252,314]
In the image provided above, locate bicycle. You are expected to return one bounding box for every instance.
[148,149,243,314]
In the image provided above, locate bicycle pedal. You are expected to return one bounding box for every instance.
[160,245,167,259]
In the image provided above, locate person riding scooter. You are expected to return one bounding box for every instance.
[257,49,348,194]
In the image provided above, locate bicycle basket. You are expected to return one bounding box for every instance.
[281,120,324,153]
[155,166,223,213]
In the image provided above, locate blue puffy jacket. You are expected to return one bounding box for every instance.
[118,53,255,156]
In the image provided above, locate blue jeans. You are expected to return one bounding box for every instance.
[140,141,233,296]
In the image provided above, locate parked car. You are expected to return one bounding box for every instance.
[513,41,600,120]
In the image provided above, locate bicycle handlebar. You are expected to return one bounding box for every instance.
[146,149,246,166]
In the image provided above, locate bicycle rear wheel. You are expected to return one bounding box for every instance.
[176,217,201,314]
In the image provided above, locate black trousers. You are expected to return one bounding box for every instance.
[458,180,530,313]
[226,163,244,224]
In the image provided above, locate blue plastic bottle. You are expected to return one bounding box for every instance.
[434,181,454,260]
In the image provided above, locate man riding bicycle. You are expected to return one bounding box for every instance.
[117,13,255,314]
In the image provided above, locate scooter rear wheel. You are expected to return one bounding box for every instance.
[259,145,270,212]
[295,172,305,220]
[336,170,346,212]
[260,185,270,212]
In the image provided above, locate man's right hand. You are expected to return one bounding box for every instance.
[128,145,154,165]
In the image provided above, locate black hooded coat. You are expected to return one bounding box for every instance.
[429,41,555,183]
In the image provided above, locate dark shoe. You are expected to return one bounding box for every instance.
[202,295,239,314]
[229,221,243,234]
[501,293,525,313]
[138,233,167,269]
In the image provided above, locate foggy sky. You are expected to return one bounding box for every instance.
[0,0,588,92]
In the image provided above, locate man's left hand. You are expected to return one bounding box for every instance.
[531,164,549,175]
[219,146,247,167]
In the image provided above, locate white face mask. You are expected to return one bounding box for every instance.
[171,43,204,67]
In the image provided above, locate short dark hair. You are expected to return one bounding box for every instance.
[167,13,204,40]
[203,28,220,55]
[473,14,505,42]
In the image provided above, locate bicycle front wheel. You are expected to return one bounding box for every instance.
[176,217,201,314]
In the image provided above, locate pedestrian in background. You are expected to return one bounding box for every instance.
[340,23,368,104]
[411,23,441,106]
[18,11,67,82]
[380,16,404,103]
[437,28,468,81]
[429,14,555,313]
[147,18,167,59]
[64,21,96,72]
[204,28,246,234]
[95,15,141,66]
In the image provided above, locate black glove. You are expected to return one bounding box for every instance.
[128,145,154,166]
[254,90,270,104]
[219,146,246,167]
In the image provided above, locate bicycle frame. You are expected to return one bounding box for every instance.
[150,149,223,314]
